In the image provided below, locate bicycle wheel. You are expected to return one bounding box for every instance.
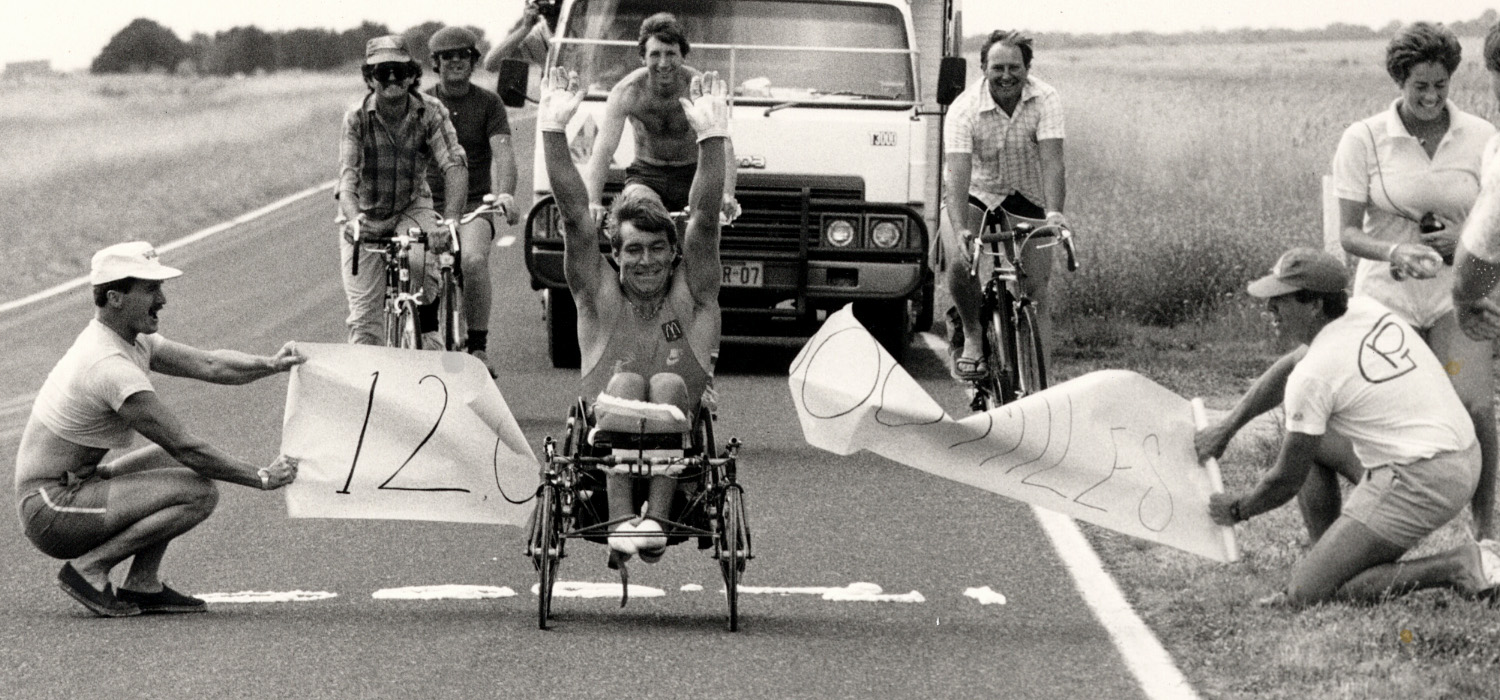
[982,301,1018,409]
[440,268,465,352]
[1014,302,1048,397]
[393,300,420,349]
[533,482,560,629]
[718,485,746,631]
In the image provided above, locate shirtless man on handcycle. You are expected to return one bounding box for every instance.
[583,12,738,223]
[540,65,730,563]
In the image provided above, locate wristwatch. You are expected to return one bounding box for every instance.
[257,468,272,490]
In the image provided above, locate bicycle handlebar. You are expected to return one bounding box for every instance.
[969,222,1079,275]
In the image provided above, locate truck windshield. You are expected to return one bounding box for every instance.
[557,0,914,103]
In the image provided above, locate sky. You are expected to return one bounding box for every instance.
[4,1,1500,72]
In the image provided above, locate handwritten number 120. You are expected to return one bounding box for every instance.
[337,371,471,494]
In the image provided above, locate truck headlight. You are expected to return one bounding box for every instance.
[824,218,857,247]
[869,219,903,249]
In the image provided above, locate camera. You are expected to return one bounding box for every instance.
[1418,212,1452,265]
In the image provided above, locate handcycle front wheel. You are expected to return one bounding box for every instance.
[1014,302,1048,398]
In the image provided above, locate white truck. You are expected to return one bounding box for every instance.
[503,0,966,367]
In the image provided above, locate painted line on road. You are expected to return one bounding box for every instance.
[0,180,337,316]
[373,585,516,600]
[199,590,339,604]
[917,331,1200,700]
[496,235,517,248]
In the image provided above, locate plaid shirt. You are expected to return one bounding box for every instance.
[338,91,466,229]
[943,76,1064,209]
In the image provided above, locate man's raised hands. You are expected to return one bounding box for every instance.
[538,67,585,133]
[679,71,731,142]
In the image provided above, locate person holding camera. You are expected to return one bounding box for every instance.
[484,0,559,70]
[1330,22,1497,540]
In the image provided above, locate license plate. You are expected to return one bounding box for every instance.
[721,260,763,287]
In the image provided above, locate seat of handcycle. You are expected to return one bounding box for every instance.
[572,395,712,547]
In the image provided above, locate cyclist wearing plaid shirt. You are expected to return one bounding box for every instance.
[336,35,468,346]
[939,30,1068,382]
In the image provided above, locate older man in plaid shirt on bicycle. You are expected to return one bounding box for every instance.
[337,35,468,347]
[939,30,1069,382]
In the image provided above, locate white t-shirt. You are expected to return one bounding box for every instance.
[1330,100,1495,327]
[30,319,162,449]
[1285,297,1475,468]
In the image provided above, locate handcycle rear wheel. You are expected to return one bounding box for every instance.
[440,268,465,352]
[390,300,421,349]
[718,485,746,632]
[533,482,560,629]
[1014,302,1048,398]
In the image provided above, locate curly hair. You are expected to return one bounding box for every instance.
[608,192,677,252]
[1385,22,1461,84]
[638,12,690,57]
[979,30,1034,69]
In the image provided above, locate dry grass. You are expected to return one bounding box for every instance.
[0,72,365,300]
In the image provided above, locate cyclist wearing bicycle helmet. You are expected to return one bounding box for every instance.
[582,13,738,223]
[539,66,730,565]
[427,25,522,370]
[337,35,468,347]
[940,30,1068,383]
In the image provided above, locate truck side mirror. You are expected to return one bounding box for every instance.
[936,56,967,106]
[497,59,531,108]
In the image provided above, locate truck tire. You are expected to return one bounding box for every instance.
[915,278,935,333]
[545,288,581,369]
[853,299,911,362]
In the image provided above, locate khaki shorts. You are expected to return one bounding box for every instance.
[17,472,112,560]
[1342,443,1479,549]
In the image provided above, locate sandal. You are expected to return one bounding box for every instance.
[953,356,989,381]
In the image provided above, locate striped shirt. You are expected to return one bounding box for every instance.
[338,91,467,229]
[943,76,1064,209]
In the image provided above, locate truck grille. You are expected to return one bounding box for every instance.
[724,179,863,252]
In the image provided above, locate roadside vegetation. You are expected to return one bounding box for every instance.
[1042,40,1500,699]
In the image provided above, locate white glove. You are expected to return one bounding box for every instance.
[538,67,584,133]
[679,71,731,142]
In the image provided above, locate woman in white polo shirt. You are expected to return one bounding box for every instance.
[1331,21,1498,541]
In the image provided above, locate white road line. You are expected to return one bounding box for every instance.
[496,235,517,248]
[0,181,336,316]
[916,330,1199,700]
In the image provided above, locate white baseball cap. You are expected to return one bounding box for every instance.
[89,242,183,285]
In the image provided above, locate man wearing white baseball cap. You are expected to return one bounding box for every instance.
[1202,247,1499,607]
[14,242,305,618]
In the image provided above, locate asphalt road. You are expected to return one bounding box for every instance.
[0,113,1147,700]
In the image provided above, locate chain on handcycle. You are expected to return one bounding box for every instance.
[964,194,1080,411]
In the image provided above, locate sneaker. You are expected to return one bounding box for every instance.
[117,584,207,614]
[57,563,140,618]
[631,518,668,564]
[1477,539,1500,595]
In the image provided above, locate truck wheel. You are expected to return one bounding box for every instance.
[915,279,935,333]
[853,300,911,362]
[545,288,581,369]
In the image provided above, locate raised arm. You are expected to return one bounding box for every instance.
[584,83,633,214]
[539,68,605,301]
[150,339,304,385]
[678,73,730,303]
[483,4,542,71]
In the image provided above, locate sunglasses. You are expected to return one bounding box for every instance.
[434,49,476,63]
[372,63,415,84]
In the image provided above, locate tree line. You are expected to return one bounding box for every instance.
[91,18,488,76]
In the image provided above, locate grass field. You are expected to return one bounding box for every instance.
[1039,39,1500,700]
[0,71,362,301]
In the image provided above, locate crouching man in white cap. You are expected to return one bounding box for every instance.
[13,242,303,618]
[1207,247,1500,607]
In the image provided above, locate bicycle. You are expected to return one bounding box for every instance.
[433,195,510,353]
[963,194,1079,411]
[341,197,508,352]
